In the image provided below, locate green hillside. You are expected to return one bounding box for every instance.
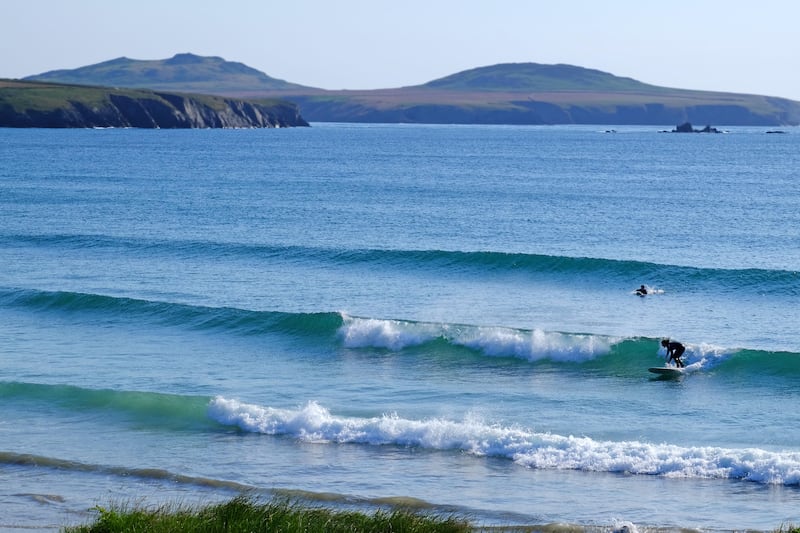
[26,53,308,94]
[422,63,663,93]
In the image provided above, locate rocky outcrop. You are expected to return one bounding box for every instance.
[0,84,309,128]
[670,122,722,133]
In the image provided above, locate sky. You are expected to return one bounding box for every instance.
[3,0,799,101]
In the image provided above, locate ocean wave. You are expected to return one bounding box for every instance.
[337,315,800,376]
[3,234,797,295]
[339,314,616,362]
[208,397,800,486]
[0,451,253,492]
[0,287,714,367]
[1,287,797,372]
[6,381,800,485]
[0,287,343,337]
[0,381,216,430]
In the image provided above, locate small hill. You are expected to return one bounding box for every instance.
[26,53,309,94]
[421,63,661,93]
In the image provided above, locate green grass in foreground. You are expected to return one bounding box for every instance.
[64,495,472,533]
[61,495,800,533]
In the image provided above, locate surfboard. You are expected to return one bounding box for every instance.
[648,366,684,377]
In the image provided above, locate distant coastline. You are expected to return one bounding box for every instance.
[12,54,800,127]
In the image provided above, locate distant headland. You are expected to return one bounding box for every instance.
[8,53,800,127]
[0,78,309,129]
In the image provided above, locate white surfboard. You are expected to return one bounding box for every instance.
[648,366,684,377]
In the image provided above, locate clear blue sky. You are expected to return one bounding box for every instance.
[4,0,799,100]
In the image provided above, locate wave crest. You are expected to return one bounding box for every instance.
[208,397,800,485]
[4,234,797,294]
[2,288,797,372]
[338,314,615,362]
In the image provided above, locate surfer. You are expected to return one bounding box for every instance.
[635,285,648,296]
[661,339,685,368]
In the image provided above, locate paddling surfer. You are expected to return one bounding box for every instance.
[635,285,648,296]
[661,339,685,368]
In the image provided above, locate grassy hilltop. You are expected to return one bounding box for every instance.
[28,53,310,94]
[22,54,800,126]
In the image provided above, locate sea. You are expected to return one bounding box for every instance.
[1,122,799,532]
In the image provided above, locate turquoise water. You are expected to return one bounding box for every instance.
[1,124,799,531]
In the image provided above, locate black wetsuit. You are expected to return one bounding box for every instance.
[666,342,685,367]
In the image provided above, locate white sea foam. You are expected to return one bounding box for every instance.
[337,315,439,350]
[207,397,800,485]
[338,315,614,362]
[451,326,613,362]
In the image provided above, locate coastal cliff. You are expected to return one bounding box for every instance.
[0,80,309,128]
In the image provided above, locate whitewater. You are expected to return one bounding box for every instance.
[1,123,799,531]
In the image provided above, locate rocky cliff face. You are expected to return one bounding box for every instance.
[0,88,309,128]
